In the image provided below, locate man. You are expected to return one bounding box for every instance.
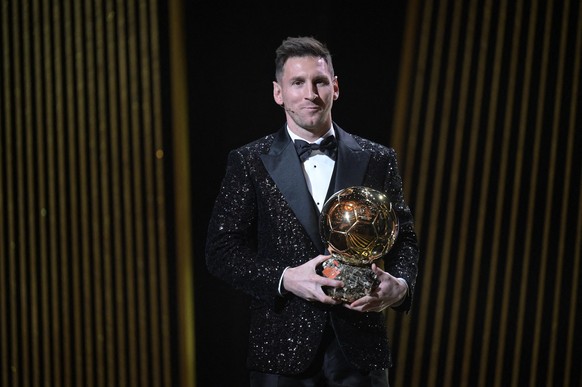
[205,36,419,386]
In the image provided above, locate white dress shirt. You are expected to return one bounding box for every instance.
[287,127,336,212]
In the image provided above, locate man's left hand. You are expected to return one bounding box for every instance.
[343,263,408,312]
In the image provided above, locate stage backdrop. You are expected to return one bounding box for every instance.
[1,1,580,387]
[0,1,191,387]
[388,0,581,386]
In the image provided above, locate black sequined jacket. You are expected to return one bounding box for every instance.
[205,123,419,375]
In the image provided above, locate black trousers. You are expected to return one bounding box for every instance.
[249,327,390,387]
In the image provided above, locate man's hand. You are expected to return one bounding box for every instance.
[344,263,408,312]
[282,255,344,305]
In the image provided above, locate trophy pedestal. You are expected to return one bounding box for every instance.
[319,257,379,303]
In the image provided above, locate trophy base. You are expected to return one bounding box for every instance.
[319,257,379,303]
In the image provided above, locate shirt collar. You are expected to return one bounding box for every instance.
[287,125,335,144]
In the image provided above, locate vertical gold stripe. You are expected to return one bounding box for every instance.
[149,0,173,384]
[72,2,89,385]
[104,2,120,385]
[42,0,61,383]
[7,55,18,386]
[441,1,490,386]
[22,2,37,385]
[415,2,447,385]
[485,0,531,384]
[32,0,52,384]
[426,0,464,384]
[508,2,551,386]
[456,1,505,384]
[136,1,154,386]
[94,1,107,385]
[63,2,81,387]
[116,1,132,383]
[402,0,433,232]
[12,1,25,385]
[140,1,163,386]
[21,2,31,382]
[136,2,151,384]
[391,0,419,154]
[0,2,9,384]
[566,184,582,385]
[53,1,75,384]
[84,1,99,385]
[530,1,560,384]
[126,1,147,384]
[1,1,7,383]
[498,0,545,383]
[562,4,582,384]
[43,1,55,382]
[7,105,18,387]
[388,0,419,380]
[545,1,581,386]
[0,27,7,387]
[168,0,196,386]
[122,0,139,382]
[112,28,127,387]
[406,2,436,384]
[23,0,42,384]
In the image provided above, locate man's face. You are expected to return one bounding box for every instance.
[273,56,339,137]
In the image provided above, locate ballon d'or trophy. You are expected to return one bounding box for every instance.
[318,186,399,302]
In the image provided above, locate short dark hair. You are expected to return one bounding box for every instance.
[274,36,334,82]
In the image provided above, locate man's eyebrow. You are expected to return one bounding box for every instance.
[288,75,305,82]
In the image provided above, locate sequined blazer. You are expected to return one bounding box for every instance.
[205,123,419,375]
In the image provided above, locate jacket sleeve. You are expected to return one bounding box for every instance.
[205,149,290,302]
[382,148,420,313]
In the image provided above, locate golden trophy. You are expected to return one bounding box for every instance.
[318,186,399,302]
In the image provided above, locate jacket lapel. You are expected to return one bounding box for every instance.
[331,124,370,197]
[260,127,324,251]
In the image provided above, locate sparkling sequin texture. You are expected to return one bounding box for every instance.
[205,125,419,375]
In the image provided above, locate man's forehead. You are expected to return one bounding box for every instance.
[283,57,331,76]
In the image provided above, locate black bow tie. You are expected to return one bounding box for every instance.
[294,136,337,162]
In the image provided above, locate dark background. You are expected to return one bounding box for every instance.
[186,2,408,386]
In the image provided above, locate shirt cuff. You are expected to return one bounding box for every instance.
[278,266,291,296]
[392,278,409,307]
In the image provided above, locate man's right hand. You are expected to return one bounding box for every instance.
[282,255,344,304]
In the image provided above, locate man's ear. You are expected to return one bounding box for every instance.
[273,81,283,105]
